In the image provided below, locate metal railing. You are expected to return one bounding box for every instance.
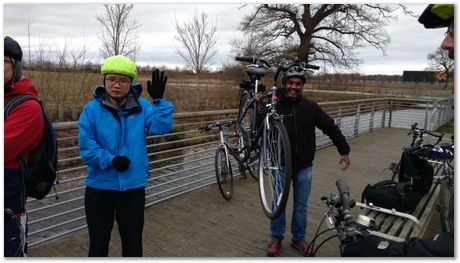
[26,97,453,247]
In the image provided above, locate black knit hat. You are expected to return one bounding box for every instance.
[4,36,23,62]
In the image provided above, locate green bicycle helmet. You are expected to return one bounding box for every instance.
[419,4,454,29]
[101,55,137,80]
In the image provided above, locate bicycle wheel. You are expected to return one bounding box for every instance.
[258,119,292,219]
[215,144,233,201]
[438,178,454,233]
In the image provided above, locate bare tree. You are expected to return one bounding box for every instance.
[233,4,413,71]
[427,47,454,88]
[69,34,90,69]
[35,36,52,68]
[22,11,35,67]
[174,10,218,82]
[54,38,69,70]
[96,4,141,59]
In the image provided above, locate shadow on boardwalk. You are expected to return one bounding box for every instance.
[29,128,416,257]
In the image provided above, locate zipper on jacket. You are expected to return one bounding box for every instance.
[291,102,299,157]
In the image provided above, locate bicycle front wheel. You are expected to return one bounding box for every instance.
[215,144,233,201]
[438,178,454,233]
[258,120,292,219]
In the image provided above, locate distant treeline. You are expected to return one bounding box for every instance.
[23,62,403,83]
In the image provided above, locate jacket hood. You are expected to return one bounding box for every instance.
[4,78,39,101]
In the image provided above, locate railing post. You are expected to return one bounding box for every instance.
[388,100,393,128]
[369,102,375,132]
[424,102,430,130]
[336,105,342,129]
[354,104,361,137]
[381,100,387,128]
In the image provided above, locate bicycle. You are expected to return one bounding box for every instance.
[198,119,249,201]
[308,179,375,256]
[388,122,444,181]
[234,56,319,219]
[309,177,454,257]
[415,135,454,233]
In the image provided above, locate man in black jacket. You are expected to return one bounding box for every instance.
[266,65,350,256]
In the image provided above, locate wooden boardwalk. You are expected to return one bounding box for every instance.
[28,128,437,257]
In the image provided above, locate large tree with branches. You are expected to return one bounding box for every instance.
[233,4,411,71]
[96,4,141,59]
[427,47,454,88]
[174,10,218,82]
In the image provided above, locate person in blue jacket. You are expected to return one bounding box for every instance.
[78,55,174,257]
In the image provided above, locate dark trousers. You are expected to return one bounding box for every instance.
[84,186,145,257]
[4,212,27,257]
[4,168,27,257]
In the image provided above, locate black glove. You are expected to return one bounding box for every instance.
[112,156,131,172]
[239,80,252,90]
[147,68,167,101]
[239,80,265,92]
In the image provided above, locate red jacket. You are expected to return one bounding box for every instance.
[4,78,44,168]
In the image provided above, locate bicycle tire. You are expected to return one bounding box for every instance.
[215,144,233,201]
[258,119,292,219]
[438,178,454,233]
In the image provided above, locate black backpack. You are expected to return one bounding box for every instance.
[398,149,434,195]
[4,95,58,200]
[361,180,422,213]
[361,149,434,213]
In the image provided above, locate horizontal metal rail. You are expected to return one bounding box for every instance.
[26,97,453,248]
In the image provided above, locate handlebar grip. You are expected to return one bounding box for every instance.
[304,64,320,70]
[235,56,257,63]
[426,130,444,138]
[336,179,354,225]
[336,179,349,198]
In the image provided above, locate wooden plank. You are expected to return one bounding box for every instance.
[411,185,441,238]
[27,128,420,257]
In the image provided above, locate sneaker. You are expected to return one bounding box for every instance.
[290,240,312,256]
[266,238,282,257]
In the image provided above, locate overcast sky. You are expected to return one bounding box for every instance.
[2,3,450,75]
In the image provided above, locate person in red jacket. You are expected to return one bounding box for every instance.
[4,36,44,257]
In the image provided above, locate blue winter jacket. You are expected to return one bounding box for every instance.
[78,83,174,191]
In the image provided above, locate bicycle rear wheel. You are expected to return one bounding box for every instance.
[258,119,292,219]
[438,178,454,233]
[238,92,255,134]
[215,144,233,201]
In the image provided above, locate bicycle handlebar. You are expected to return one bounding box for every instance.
[336,180,354,225]
[198,120,236,132]
[235,56,257,63]
[235,56,320,74]
[408,122,444,145]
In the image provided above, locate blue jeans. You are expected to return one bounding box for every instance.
[270,166,312,242]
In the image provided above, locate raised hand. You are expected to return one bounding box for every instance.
[147,68,167,101]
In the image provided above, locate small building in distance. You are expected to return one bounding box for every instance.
[402,70,436,83]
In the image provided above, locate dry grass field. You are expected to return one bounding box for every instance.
[24,70,451,122]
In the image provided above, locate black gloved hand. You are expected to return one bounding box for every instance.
[147,68,167,101]
[239,80,253,90]
[112,156,131,172]
[239,80,265,92]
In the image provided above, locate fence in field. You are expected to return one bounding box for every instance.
[26,97,453,247]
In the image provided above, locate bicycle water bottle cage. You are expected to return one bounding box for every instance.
[246,65,265,79]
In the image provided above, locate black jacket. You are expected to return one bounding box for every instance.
[277,93,350,171]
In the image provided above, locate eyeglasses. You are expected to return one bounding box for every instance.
[444,27,454,38]
[106,77,131,86]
